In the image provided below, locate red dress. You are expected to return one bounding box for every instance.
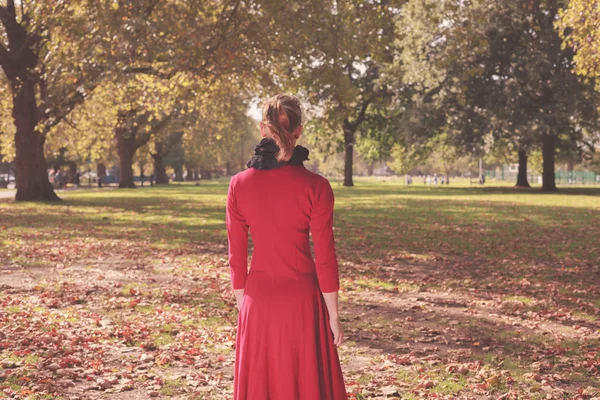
[226,163,347,400]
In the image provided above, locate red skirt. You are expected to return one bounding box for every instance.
[233,270,348,400]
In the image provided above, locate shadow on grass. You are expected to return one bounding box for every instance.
[344,295,599,385]
[334,184,600,198]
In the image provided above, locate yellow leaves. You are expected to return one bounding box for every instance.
[556,0,600,78]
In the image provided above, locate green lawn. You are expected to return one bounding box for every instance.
[0,181,598,399]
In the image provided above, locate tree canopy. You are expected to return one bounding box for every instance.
[0,0,599,200]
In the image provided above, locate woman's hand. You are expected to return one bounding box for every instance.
[233,289,245,311]
[329,316,344,346]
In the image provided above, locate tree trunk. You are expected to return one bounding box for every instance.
[115,126,137,188]
[2,1,58,201]
[200,169,212,180]
[97,163,106,188]
[13,81,60,201]
[542,133,557,192]
[174,165,184,182]
[343,120,354,187]
[366,162,374,176]
[13,90,60,201]
[152,147,169,185]
[445,172,450,184]
[515,149,531,188]
[68,161,77,184]
[138,162,145,187]
[186,166,195,181]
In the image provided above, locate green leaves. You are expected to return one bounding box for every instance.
[393,0,600,179]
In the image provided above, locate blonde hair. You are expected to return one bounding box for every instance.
[261,94,302,162]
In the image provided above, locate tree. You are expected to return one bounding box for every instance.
[258,0,401,187]
[427,133,462,184]
[181,90,258,179]
[386,143,423,176]
[395,0,599,192]
[0,1,110,200]
[1,0,269,197]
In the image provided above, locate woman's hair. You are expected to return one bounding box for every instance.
[261,94,302,162]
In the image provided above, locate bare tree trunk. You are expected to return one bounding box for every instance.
[186,166,195,181]
[13,81,59,201]
[200,169,212,180]
[68,161,77,184]
[152,143,169,185]
[343,120,354,187]
[515,149,531,188]
[542,133,557,192]
[97,163,106,188]
[174,165,184,182]
[115,126,137,188]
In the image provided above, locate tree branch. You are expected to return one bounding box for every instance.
[352,97,372,129]
[0,4,11,26]
[199,0,242,75]
[0,1,31,59]
[135,114,173,150]
[422,76,450,104]
[40,74,103,135]
[0,42,8,69]
[6,0,16,16]
[143,0,161,18]
[122,66,175,79]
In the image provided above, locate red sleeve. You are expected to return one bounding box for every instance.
[226,176,249,290]
[309,177,340,293]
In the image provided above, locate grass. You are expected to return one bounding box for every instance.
[0,180,599,399]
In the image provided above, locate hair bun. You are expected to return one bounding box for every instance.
[261,94,302,163]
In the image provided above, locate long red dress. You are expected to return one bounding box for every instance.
[226,163,348,400]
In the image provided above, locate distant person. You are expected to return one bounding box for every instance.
[441,176,445,185]
[140,171,145,187]
[434,173,438,185]
[149,173,154,187]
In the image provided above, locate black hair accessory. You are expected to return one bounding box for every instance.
[246,138,310,170]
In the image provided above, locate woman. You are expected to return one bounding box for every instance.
[226,94,347,400]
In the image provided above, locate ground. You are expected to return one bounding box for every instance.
[0,180,599,400]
